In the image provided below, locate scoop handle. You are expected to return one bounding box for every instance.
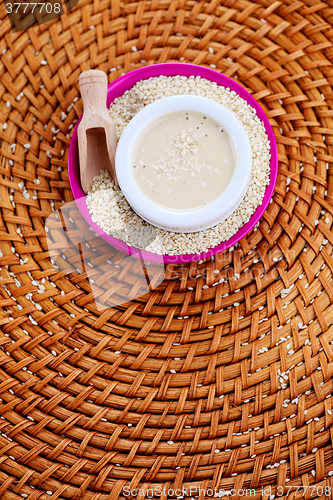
[79,70,108,116]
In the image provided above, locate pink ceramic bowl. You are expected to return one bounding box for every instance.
[68,63,278,264]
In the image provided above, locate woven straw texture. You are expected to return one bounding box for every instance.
[1,0,333,498]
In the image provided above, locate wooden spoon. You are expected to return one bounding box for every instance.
[78,70,118,193]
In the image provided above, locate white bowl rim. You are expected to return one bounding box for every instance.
[115,94,252,232]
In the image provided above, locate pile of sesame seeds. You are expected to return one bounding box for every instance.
[86,75,271,256]
[146,129,201,182]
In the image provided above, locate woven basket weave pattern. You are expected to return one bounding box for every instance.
[1,0,333,498]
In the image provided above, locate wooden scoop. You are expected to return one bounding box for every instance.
[78,70,118,193]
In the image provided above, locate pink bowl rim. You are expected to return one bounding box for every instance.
[68,63,278,264]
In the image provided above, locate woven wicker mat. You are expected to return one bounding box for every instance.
[2,0,333,498]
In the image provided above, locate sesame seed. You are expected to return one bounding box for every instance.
[86,75,271,256]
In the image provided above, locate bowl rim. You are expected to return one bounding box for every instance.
[68,62,278,264]
[115,94,253,232]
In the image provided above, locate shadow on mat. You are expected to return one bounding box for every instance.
[44,199,167,311]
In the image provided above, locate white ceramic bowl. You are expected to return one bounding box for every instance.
[115,95,252,233]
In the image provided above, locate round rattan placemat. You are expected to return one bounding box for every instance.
[1,0,333,498]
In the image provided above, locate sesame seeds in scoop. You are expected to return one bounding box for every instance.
[85,75,271,256]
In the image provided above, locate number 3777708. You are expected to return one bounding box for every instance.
[5,2,61,14]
